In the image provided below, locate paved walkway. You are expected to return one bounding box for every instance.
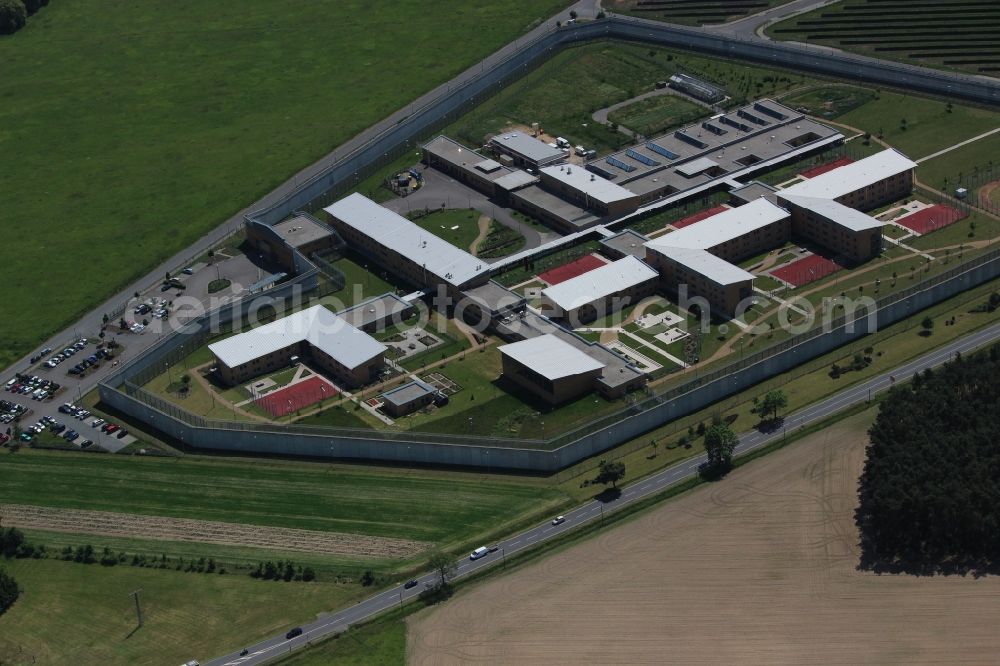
[916,127,1000,164]
[591,87,718,138]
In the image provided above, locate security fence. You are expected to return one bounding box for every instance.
[97,16,1000,470]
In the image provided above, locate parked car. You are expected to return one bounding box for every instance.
[78,439,93,448]
[92,419,105,428]
[51,423,66,434]
[116,429,128,439]
[64,430,79,441]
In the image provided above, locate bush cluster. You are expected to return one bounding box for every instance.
[250,560,316,582]
[0,0,49,36]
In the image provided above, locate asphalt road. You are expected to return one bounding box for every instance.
[204,319,1000,666]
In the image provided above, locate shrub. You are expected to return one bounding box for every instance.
[0,0,27,35]
[21,0,40,15]
[0,567,18,616]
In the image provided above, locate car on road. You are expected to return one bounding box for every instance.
[404,579,418,589]
[551,515,565,526]
[488,544,500,553]
[470,546,489,560]
[285,627,303,640]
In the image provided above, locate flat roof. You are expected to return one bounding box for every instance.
[649,246,755,286]
[324,193,486,288]
[489,131,564,164]
[499,333,605,380]
[336,293,412,330]
[646,199,789,251]
[778,149,917,200]
[729,181,778,204]
[600,229,651,259]
[272,216,335,248]
[542,256,657,312]
[382,379,436,407]
[493,170,538,191]
[676,156,719,177]
[513,185,601,230]
[208,305,386,370]
[463,280,525,314]
[541,164,636,205]
[780,194,884,232]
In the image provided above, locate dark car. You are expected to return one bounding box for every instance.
[285,627,303,640]
[116,429,128,439]
[404,579,418,589]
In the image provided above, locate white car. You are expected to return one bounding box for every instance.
[551,515,566,526]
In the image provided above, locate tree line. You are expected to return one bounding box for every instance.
[857,344,1000,574]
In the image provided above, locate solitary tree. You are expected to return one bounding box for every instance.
[921,316,934,335]
[427,551,456,589]
[760,389,788,422]
[569,9,578,19]
[592,459,625,489]
[704,424,738,470]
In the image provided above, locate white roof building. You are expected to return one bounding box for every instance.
[542,256,658,312]
[498,334,605,380]
[646,246,755,285]
[779,149,917,200]
[779,194,884,232]
[208,305,386,370]
[540,164,636,205]
[489,131,565,166]
[324,193,486,288]
[646,198,790,251]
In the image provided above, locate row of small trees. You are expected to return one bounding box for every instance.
[0,0,48,35]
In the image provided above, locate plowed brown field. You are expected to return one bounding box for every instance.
[408,412,1000,665]
[1,504,429,559]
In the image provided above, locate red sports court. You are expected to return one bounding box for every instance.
[894,204,967,235]
[671,205,729,229]
[256,376,338,417]
[800,157,853,179]
[538,254,607,285]
[771,254,842,287]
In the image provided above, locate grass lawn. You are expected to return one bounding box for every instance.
[836,92,1000,159]
[780,85,877,119]
[477,219,526,259]
[0,0,571,371]
[916,134,1000,193]
[0,558,366,666]
[908,210,1000,251]
[0,448,567,547]
[278,612,406,666]
[607,94,707,137]
[753,275,785,291]
[409,209,482,252]
[319,255,400,311]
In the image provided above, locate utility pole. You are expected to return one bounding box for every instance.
[130,589,143,628]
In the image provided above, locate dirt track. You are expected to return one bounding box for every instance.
[0,504,429,559]
[408,412,1000,665]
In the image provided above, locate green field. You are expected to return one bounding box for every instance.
[449,42,812,156]
[916,134,1000,194]
[278,612,405,666]
[768,0,1000,76]
[836,91,1000,159]
[607,94,707,137]
[0,449,567,549]
[0,557,364,666]
[409,208,483,252]
[0,0,570,371]
[780,85,877,119]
